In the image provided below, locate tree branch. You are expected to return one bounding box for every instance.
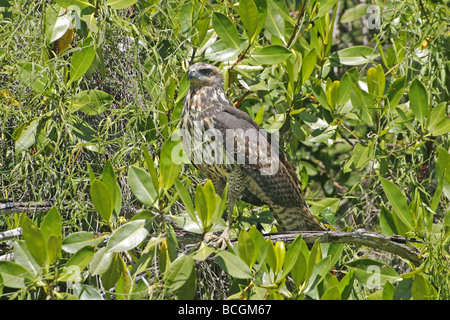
[180,230,423,267]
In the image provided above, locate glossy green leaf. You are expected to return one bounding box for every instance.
[340,3,370,23]
[215,250,253,279]
[387,76,406,109]
[409,78,428,126]
[321,285,341,300]
[428,102,450,136]
[238,227,259,268]
[102,160,121,221]
[69,38,96,85]
[89,247,114,275]
[305,256,332,292]
[367,64,385,98]
[69,90,114,115]
[73,284,104,300]
[164,254,195,291]
[66,246,95,270]
[14,118,40,153]
[128,166,158,206]
[90,179,113,222]
[280,235,303,279]
[331,46,379,66]
[301,49,317,85]
[106,0,138,10]
[22,217,47,267]
[239,0,259,42]
[13,240,41,277]
[346,258,401,286]
[338,270,355,300]
[17,62,49,92]
[159,139,182,190]
[251,45,292,65]
[265,2,285,44]
[212,12,242,51]
[106,220,151,253]
[62,231,105,254]
[0,261,33,289]
[380,177,414,232]
[40,206,62,247]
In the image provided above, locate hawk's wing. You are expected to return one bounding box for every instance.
[213,104,306,209]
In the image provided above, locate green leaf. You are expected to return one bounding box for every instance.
[352,141,374,169]
[387,76,406,109]
[409,78,428,126]
[251,45,292,65]
[326,79,340,110]
[62,231,105,254]
[367,64,385,98]
[69,37,96,85]
[215,250,253,279]
[412,274,437,300]
[331,46,379,66]
[101,252,124,290]
[17,62,49,93]
[265,2,286,45]
[66,246,95,271]
[89,247,114,275]
[239,0,259,42]
[428,102,450,136]
[380,177,414,232]
[69,90,114,115]
[22,217,47,267]
[159,139,182,190]
[164,254,195,291]
[238,227,259,268]
[212,12,242,52]
[0,261,33,289]
[90,179,113,222]
[106,0,138,10]
[321,285,341,300]
[47,234,62,265]
[379,205,397,236]
[142,146,159,193]
[280,235,303,279]
[55,0,93,9]
[73,284,104,300]
[340,3,370,23]
[301,49,317,85]
[40,206,62,247]
[290,244,307,288]
[128,166,157,207]
[106,220,151,253]
[194,184,208,229]
[102,160,121,221]
[305,256,332,292]
[13,240,41,277]
[338,270,355,300]
[174,179,196,222]
[346,258,401,286]
[204,40,240,62]
[14,118,40,153]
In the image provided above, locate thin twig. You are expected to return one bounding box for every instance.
[287,0,308,48]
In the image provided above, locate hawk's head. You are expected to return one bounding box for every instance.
[187,62,224,88]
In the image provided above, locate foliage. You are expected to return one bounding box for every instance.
[0,0,449,300]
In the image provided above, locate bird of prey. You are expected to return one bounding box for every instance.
[180,62,325,232]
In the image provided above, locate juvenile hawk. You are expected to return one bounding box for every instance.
[181,62,325,232]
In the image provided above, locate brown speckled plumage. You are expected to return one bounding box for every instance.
[181,62,325,231]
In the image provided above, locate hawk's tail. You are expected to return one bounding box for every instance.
[270,204,327,231]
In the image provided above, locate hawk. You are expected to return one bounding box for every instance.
[180,62,325,232]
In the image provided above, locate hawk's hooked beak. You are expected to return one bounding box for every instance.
[188,69,195,80]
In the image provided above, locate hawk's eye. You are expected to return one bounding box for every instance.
[200,68,212,76]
